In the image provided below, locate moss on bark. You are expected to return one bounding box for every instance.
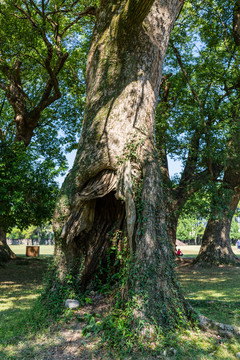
[53,0,194,332]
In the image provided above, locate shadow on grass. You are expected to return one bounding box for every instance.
[1,313,239,360]
[189,299,240,326]
[177,267,240,299]
[176,265,240,327]
[0,257,54,347]
[1,257,240,359]
[0,257,51,284]
[0,257,51,326]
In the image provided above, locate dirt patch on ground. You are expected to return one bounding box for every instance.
[35,296,112,360]
[2,257,239,360]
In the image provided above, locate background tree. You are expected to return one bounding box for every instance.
[191,0,240,265]
[157,0,240,264]
[0,0,95,145]
[177,216,205,244]
[156,12,222,251]
[0,0,95,260]
[7,223,54,244]
[0,141,59,261]
[230,207,240,240]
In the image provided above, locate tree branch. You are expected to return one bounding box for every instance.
[28,0,43,17]
[178,131,201,186]
[46,0,91,16]
[14,2,39,29]
[170,43,205,121]
[0,96,6,117]
[60,6,97,37]
[119,0,155,31]
[0,127,5,142]
[5,0,89,144]
[35,52,68,113]
[9,12,28,20]
[233,0,240,45]
[215,7,239,70]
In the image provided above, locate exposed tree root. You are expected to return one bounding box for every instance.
[192,258,240,267]
[199,315,240,338]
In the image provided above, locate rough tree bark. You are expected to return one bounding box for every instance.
[0,227,16,262]
[53,0,195,329]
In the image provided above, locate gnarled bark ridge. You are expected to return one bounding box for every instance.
[54,0,195,329]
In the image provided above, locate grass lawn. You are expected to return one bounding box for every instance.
[0,245,240,359]
[8,244,240,258]
[174,245,240,326]
[0,256,52,360]
[176,263,240,327]
[9,244,54,256]
[178,245,240,258]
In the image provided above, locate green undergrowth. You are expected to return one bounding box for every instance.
[76,261,240,359]
[1,254,240,359]
[78,311,240,360]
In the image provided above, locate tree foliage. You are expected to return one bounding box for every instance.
[177,216,205,242]
[0,140,59,232]
[230,209,240,239]
[0,1,97,235]
[157,0,240,233]
[7,223,54,243]
[0,0,96,147]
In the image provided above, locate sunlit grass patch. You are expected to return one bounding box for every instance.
[0,257,51,350]
[0,248,240,359]
[176,265,240,326]
[9,245,54,256]
[179,245,240,258]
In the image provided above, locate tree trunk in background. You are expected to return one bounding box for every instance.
[53,0,195,330]
[164,193,181,251]
[0,227,16,262]
[194,167,240,266]
[194,213,239,266]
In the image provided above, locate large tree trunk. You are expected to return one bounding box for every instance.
[54,0,194,330]
[0,227,16,262]
[194,168,240,266]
